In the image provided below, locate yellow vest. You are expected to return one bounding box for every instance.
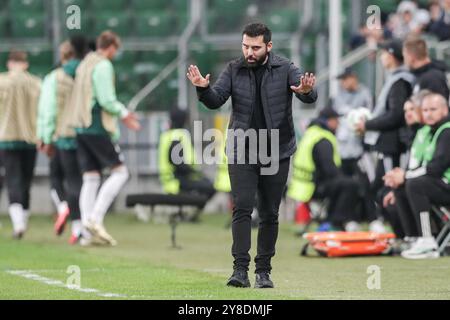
[214,134,231,192]
[159,129,197,194]
[287,125,341,202]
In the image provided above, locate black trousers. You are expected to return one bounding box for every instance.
[53,148,82,221]
[3,149,36,209]
[394,187,420,238]
[50,151,65,202]
[372,154,400,194]
[228,158,290,274]
[314,175,360,226]
[405,176,450,236]
[371,154,400,221]
[179,176,216,202]
[341,158,377,222]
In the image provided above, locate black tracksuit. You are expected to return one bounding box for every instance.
[392,124,422,238]
[402,117,450,236]
[365,76,413,225]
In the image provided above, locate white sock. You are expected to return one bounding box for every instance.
[420,211,432,238]
[9,203,25,233]
[24,210,30,228]
[92,166,129,225]
[71,219,82,237]
[50,189,62,212]
[80,174,101,226]
[81,226,92,240]
[58,201,69,216]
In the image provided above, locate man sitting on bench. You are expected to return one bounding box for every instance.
[158,108,216,207]
[385,93,450,259]
[287,107,362,231]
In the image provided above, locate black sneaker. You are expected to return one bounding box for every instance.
[227,270,251,288]
[255,273,274,289]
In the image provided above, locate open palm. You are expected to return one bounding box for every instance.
[291,72,316,95]
[187,65,210,88]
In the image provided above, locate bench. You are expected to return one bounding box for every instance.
[431,205,450,256]
[125,193,208,249]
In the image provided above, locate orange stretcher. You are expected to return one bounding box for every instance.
[301,232,396,257]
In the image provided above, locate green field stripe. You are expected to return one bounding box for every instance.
[1,214,450,300]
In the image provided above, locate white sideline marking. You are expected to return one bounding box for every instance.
[6,270,127,298]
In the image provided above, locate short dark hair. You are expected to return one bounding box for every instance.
[8,50,28,63]
[242,23,272,44]
[70,35,90,59]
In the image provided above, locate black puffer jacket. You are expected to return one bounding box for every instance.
[412,60,449,101]
[196,53,318,160]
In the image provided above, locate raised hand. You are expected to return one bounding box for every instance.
[122,112,141,131]
[291,72,316,95]
[187,65,210,88]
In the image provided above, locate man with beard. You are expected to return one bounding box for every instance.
[187,23,317,288]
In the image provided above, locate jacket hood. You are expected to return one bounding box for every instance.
[412,60,449,74]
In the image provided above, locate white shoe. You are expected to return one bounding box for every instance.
[85,221,117,246]
[345,221,362,232]
[369,220,386,234]
[79,237,93,247]
[79,235,109,247]
[401,237,440,260]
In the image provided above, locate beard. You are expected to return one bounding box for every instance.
[245,52,268,68]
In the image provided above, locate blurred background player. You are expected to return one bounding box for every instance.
[37,37,89,244]
[333,69,376,230]
[0,50,41,239]
[159,107,216,217]
[69,31,140,246]
[334,68,373,177]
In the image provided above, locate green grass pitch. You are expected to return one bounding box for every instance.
[1,213,450,300]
